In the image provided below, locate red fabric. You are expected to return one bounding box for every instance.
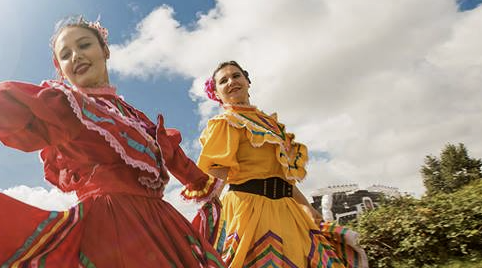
[192,198,222,245]
[0,81,80,151]
[0,81,224,267]
[0,193,84,267]
[156,115,213,193]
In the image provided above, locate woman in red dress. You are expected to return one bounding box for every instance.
[0,16,224,268]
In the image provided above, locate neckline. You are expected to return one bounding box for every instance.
[223,103,257,112]
[74,85,117,96]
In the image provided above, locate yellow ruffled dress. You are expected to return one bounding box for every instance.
[198,105,367,268]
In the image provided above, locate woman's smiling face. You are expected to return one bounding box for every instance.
[214,64,250,105]
[54,26,109,88]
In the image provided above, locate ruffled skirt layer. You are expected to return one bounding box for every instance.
[212,191,367,268]
[0,193,224,268]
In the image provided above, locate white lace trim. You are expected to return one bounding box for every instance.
[44,80,161,179]
[227,112,289,151]
[138,176,165,189]
[214,112,307,182]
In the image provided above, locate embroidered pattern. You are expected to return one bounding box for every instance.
[238,113,286,140]
[220,231,240,265]
[186,235,225,268]
[1,203,83,268]
[120,132,158,163]
[317,223,369,268]
[181,175,223,202]
[243,230,297,268]
[191,198,222,245]
[81,101,115,124]
[41,80,169,189]
[215,221,227,253]
[212,107,308,181]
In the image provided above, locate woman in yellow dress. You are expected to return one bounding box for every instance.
[197,60,368,268]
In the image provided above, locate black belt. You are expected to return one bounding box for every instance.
[228,177,293,199]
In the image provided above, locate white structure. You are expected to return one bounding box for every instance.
[312,184,401,224]
[366,185,401,197]
[311,184,359,196]
[321,194,334,221]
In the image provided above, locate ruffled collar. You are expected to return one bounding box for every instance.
[73,85,117,96]
[223,103,257,112]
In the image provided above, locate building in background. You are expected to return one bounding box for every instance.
[311,184,400,224]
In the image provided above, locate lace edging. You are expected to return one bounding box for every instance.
[215,113,308,182]
[45,81,161,178]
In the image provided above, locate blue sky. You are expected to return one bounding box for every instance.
[458,0,482,10]
[0,0,215,189]
[1,0,481,217]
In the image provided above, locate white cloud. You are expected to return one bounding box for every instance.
[2,185,77,211]
[109,0,482,200]
[163,180,202,221]
[1,184,201,220]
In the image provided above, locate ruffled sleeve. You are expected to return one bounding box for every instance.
[197,117,240,179]
[154,115,222,202]
[0,81,81,152]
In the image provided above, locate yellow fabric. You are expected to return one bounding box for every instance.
[180,175,222,202]
[198,106,360,268]
[216,192,346,268]
[198,107,307,185]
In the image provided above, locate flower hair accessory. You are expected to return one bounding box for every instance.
[204,77,222,104]
[87,20,109,45]
[51,15,109,81]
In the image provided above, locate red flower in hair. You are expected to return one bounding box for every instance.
[204,77,222,104]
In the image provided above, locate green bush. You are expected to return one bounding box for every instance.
[353,180,482,268]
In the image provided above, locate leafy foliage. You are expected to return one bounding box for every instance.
[347,143,482,267]
[421,143,482,196]
[354,180,482,268]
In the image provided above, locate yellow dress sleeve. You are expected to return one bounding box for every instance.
[198,118,240,179]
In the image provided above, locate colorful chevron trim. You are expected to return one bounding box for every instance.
[186,235,225,268]
[220,231,240,265]
[243,230,297,268]
[307,229,346,268]
[1,203,83,268]
[318,223,366,268]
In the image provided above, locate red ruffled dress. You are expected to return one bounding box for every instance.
[0,80,225,268]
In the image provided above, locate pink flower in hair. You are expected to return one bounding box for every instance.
[204,77,222,104]
[88,20,109,45]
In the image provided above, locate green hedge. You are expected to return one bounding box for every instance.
[352,180,482,268]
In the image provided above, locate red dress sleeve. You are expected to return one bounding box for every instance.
[0,81,81,152]
[154,115,222,202]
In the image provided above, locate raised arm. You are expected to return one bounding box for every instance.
[0,81,81,151]
[154,115,222,202]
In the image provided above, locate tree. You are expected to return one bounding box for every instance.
[355,180,482,267]
[421,143,482,196]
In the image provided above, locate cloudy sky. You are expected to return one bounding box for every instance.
[1,0,481,219]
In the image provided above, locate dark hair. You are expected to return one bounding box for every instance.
[211,60,251,89]
[50,15,106,49]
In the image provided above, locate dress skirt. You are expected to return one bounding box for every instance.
[212,191,367,268]
[0,192,225,268]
